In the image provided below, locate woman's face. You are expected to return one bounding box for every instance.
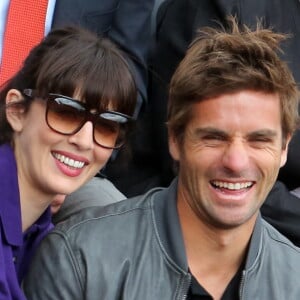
[6,89,113,199]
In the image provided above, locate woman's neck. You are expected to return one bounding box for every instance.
[18,179,53,232]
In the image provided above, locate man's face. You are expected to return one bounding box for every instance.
[169,90,289,229]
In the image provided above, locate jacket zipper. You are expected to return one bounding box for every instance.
[239,270,246,300]
[180,273,192,300]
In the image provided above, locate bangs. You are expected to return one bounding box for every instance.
[34,30,137,116]
[0,26,137,144]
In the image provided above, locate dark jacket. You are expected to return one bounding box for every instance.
[262,180,300,247]
[24,180,300,299]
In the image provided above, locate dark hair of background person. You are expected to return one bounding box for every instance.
[0,26,137,145]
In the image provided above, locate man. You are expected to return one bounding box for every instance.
[24,18,300,299]
[148,0,300,192]
[147,0,300,247]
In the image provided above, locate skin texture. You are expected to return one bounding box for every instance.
[6,89,113,229]
[51,194,66,214]
[170,90,290,231]
[169,90,291,298]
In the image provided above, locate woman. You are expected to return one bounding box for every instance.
[0,26,136,299]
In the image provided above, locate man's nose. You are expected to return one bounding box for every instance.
[222,140,250,173]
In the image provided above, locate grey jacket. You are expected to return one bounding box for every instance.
[52,177,125,225]
[24,180,300,299]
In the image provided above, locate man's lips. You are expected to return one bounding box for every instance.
[211,180,254,191]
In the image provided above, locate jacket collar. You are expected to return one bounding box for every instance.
[244,214,262,270]
[0,144,23,246]
[152,178,189,273]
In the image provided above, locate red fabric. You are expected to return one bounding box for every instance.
[0,0,48,86]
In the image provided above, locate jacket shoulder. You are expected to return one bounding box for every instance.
[53,187,164,235]
[262,219,300,256]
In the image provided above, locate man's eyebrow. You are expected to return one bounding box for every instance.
[193,128,279,138]
[194,127,229,137]
[247,129,278,139]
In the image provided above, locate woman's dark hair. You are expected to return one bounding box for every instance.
[0,26,137,144]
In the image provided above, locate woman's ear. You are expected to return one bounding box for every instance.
[5,89,26,132]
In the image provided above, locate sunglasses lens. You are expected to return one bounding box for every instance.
[46,97,85,134]
[94,118,126,148]
[46,95,129,149]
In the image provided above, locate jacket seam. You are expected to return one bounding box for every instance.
[56,205,151,235]
[150,197,187,277]
[49,230,85,296]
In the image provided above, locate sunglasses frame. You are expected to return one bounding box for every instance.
[23,89,133,149]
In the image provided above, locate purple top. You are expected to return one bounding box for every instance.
[0,144,53,299]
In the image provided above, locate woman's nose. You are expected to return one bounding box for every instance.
[68,121,94,150]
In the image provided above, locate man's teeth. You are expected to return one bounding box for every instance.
[53,153,85,169]
[212,181,253,190]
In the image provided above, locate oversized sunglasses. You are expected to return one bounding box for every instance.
[23,89,133,149]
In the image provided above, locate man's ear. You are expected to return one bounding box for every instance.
[5,89,26,132]
[280,134,292,168]
[168,130,180,162]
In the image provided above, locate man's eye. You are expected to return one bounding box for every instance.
[249,137,274,148]
[203,135,225,141]
[250,137,272,143]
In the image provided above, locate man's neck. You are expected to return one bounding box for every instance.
[177,197,255,300]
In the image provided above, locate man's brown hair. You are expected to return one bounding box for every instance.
[167,16,299,146]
